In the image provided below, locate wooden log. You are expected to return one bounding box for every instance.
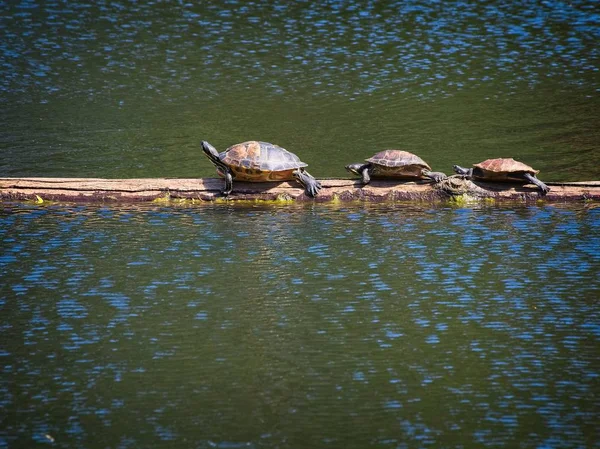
[0,177,599,204]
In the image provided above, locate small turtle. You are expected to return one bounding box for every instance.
[346,150,447,184]
[201,140,321,197]
[453,158,550,194]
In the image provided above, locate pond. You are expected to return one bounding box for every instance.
[1,0,599,181]
[1,202,599,448]
[1,1,599,448]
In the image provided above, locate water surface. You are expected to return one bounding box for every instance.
[1,2,600,447]
[1,0,599,180]
[1,202,599,448]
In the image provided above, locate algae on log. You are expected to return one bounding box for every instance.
[0,177,599,203]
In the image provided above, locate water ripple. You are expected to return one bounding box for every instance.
[1,0,598,103]
[0,203,598,448]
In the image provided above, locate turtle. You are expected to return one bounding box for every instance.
[453,158,550,194]
[201,140,322,197]
[345,150,447,184]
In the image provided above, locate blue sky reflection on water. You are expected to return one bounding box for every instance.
[1,0,599,102]
[0,202,599,448]
[0,0,599,181]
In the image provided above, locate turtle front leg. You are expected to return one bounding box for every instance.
[361,166,372,184]
[422,169,447,183]
[222,168,234,196]
[523,172,550,195]
[453,165,473,178]
[293,168,322,197]
[345,163,372,184]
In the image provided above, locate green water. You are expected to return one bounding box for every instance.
[1,203,599,448]
[1,0,599,180]
[1,1,600,448]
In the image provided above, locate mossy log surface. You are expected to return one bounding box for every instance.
[1,177,599,203]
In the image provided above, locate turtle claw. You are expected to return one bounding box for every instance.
[523,172,550,195]
[306,182,322,197]
[294,168,321,197]
[222,170,234,196]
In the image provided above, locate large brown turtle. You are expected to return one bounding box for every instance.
[453,158,550,194]
[345,150,447,184]
[201,140,321,197]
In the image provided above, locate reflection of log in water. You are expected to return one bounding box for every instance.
[1,177,599,203]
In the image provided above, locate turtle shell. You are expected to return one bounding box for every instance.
[472,158,539,181]
[219,141,307,182]
[366,150,431,179]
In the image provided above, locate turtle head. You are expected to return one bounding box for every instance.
[201,141,220,164]
[345,163,363,176]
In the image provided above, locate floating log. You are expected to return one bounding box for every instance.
[0,177,599,204]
